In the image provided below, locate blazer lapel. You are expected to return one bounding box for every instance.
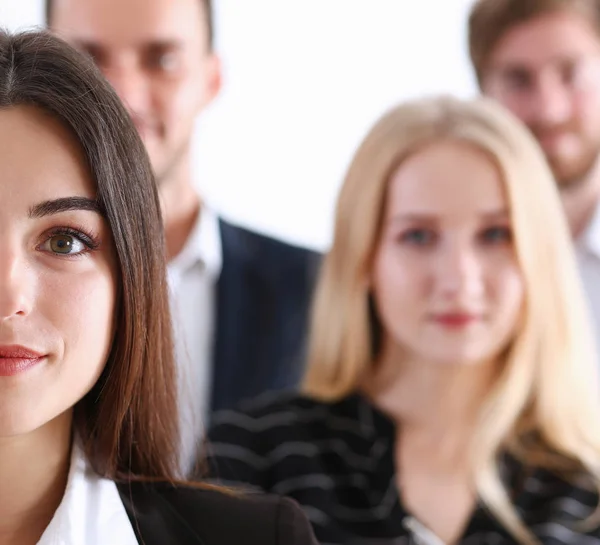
[211,219,263,414]
[118,482,206,545]
[210,219,317,416]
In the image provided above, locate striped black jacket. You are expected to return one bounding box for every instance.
[206,392,600,544]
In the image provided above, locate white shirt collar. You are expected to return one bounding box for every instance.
[168,204,222,277]
[579,200,600,259]
[38,442,138,545]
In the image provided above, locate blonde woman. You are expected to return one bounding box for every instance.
[206,95,600,545]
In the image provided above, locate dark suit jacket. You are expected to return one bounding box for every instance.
[118,482,318,545]
[211,219,321,414]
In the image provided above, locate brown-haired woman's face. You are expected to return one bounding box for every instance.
[0,106,118,437]
[371,140,524,367]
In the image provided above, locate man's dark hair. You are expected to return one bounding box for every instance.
[45,0,214,50]
[468,0,600,85]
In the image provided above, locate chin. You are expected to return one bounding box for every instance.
[0,414,41,438]
[552,153,598,185]
[0,397,72,439]
[427,349,492,367]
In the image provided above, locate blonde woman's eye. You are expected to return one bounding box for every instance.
[480,226,512,244]
[400,228,436,246]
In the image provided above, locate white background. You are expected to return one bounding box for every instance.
[0,0,477,250]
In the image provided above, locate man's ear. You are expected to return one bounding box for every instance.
[198,53,222,111]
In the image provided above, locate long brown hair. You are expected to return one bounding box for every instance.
[0,30,180,481]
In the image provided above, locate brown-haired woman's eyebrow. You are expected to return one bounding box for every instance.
[28,196,104,218]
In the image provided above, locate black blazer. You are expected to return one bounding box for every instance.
[211,219,321,414]
[117,482,318,545]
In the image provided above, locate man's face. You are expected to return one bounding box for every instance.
[482,10,600,187]
[51,0,221,184]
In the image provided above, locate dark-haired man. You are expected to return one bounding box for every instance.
[48,0,320,473]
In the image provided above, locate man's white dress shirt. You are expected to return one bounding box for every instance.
[167,205,222,474]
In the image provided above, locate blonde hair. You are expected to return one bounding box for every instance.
[468,0,600,85]
[303,95,600,544]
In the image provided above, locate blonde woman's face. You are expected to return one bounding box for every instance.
[371,141,524,367]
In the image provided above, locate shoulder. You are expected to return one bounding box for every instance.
[207,391,372,462]
[207,393,318,460]
[205,393,369,503]
[218,217,322,268]
[118,481,317,545]
[500,454,600,538]
[519,466,600,519]
[208,391,339,437]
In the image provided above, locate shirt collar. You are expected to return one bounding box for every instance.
[38,442,138,545]
[168,204,222,277]
[579,200,600,259]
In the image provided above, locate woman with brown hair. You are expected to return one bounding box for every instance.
[0,29,316,545]
[207,95,600,544]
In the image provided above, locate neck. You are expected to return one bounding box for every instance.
[562,160,600,239]
[0,411,72,545]
[158,152,201,262]
[367,348,497,440]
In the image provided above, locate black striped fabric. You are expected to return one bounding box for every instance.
[206,392,600,544]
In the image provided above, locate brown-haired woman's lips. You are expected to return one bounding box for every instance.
[0,345,47,377]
